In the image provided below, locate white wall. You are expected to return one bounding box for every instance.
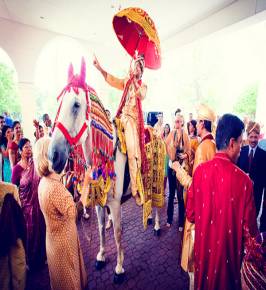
[0,18,57,83]
[0,0,265,137]
[163,0,258,52]
[0,18,99,138]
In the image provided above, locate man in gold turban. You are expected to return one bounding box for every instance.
[172,103,216,289]
[247,121,260,136]
[238,120,266,232]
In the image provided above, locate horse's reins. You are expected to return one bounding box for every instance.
[53,82,91,146]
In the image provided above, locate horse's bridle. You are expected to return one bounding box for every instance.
[53,83,91,146]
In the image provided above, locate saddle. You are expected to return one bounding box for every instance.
[114,119,166,229]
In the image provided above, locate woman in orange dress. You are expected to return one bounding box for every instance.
[187,120,199,174]
[34,138,87,290]
[165,114,191,230]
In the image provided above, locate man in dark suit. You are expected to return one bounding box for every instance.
[238,121,266,231]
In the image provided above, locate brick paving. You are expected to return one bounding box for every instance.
[26,196,189,290]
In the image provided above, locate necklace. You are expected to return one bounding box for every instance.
[19,159,29,170]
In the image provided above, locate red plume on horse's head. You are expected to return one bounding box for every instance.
[68,63,74,84]
[80,57,86,87]
[66,58,86,89]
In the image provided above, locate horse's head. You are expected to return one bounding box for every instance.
[49,58,90,173]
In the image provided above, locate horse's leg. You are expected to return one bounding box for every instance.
[147,210,153,225]
[108,200,125,283]
[105,206,112,230]
[154,207,161,236]
[109,148,127,283]
[95,204,106,270]
[83,206,89,219]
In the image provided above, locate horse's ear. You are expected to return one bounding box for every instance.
[80,57,86,86]
[68,63,74,84]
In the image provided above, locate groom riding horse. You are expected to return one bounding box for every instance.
[93,54,147,207]
[49,58,165,283]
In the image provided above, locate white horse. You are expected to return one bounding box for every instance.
[48,59,161,283]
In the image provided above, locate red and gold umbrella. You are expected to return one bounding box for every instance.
[113,7,161,70]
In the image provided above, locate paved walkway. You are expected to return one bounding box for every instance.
[26,196,189,290]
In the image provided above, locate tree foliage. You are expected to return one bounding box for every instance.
[0,63,20,114]
[233,84,258,119]
[35,89,57,121]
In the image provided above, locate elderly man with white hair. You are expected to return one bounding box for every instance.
[172,104,216,289]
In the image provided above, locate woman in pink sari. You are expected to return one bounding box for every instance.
[11,138,46,270]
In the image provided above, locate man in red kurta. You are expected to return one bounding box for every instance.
[186,114,258,290]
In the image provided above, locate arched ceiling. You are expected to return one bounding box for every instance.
[0,0,236,46]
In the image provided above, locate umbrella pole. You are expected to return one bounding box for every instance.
[128,57,134,76]
[128,32,142,76]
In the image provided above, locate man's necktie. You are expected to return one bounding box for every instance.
[248,148,254,173]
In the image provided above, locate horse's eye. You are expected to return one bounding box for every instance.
[73,102,80,109]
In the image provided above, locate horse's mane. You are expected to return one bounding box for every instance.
[88,88,114,174]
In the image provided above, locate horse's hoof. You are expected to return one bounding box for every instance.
[95,260,106,270]
[113,272,125,284]
[147,218,153,225]
[154,229,161,236]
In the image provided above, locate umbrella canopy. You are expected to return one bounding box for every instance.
[113,7,161,70]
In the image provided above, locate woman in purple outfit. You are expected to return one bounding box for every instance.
[11,138,46,270]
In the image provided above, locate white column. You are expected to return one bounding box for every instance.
[18,82,36,142]
[256,83,266,136]
[256,31,266,136]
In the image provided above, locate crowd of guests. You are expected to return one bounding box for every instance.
[0,113,54,290]
[153,106,266,290]
[0,113,52,183]
[0,106,266,290]
[0,111,90,290]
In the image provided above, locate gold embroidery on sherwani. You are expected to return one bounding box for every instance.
[142,127,166,229]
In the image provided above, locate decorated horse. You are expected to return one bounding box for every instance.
[48,58,165,283]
